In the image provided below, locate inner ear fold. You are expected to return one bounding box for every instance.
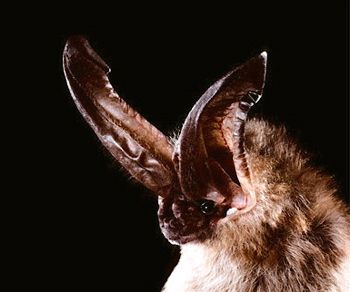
[63,36,176,197]
[175,52,267,202]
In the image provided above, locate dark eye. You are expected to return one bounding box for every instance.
[200,200,215,215]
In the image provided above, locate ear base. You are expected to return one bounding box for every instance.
[63,36,176,197]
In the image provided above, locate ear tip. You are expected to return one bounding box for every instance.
[258,51,267,78]
[63,35,110,74]
[64,35,88,54]
[233,51,267,92]
[260,51,268,61]
[254,51,267,69]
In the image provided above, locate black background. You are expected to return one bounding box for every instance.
[10,3,348,291]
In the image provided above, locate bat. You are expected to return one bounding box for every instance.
[63,36,350,291]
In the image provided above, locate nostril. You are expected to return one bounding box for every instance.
[200,200,216,215]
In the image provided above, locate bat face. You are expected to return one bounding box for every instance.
[158,193,227,244]
[63,36,266,245]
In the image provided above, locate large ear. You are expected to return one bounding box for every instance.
[174,53,267,208]
[63,36,175,197]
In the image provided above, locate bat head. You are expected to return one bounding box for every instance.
[63,36,266,245]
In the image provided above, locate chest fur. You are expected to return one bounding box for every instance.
[162,244,350,292]
[162,244,242,292]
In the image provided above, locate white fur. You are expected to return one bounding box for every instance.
[163,243,242,292]
[163,243,350,292]
[330,255,350,291]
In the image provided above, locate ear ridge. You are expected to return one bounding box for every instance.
[63,36,175,197]
[175,52,267,203]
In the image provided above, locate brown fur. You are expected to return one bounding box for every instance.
[63,38,349,291]
[164,118,350,292]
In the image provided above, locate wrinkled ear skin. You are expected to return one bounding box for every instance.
[174,53,266,204]
[158,53,266,244]
[63,37,266,245]
[63,36,176,197]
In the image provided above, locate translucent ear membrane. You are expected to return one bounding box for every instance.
[159,52,267,244]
